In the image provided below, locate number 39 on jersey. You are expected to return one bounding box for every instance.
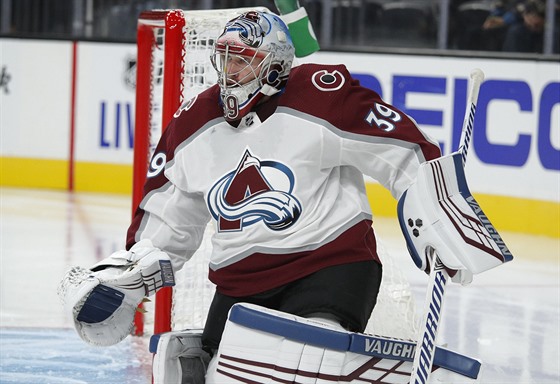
[365,103,402,132]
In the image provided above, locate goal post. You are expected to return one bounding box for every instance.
[133,7,420,341]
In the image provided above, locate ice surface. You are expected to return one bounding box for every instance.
[0,328,151,384]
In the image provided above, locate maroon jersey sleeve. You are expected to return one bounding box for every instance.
[282,63,441,162]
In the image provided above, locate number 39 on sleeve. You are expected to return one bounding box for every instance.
[365,103,402,132]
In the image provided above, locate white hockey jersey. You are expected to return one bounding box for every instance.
[126,63,441,297]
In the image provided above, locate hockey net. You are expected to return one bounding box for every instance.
[133,8,420,341]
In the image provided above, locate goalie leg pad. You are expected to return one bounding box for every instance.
[151,330,211,384]
[205,303,481,383]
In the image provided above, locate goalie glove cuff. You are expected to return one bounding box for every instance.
[450,269,473,285]
[88,239,175,296]
[420,248,473,286]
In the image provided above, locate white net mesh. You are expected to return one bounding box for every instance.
[368,239,420,340]
[181,13,221,102]
[138,8,419,341]
[170,224,216,331]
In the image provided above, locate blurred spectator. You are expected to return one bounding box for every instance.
[455,0,550,53]
[475,0,525,51]
[450,0,517,51]
[482,0,523,31]
[501,0,546,52]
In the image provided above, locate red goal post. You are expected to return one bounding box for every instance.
[133,7,420,341]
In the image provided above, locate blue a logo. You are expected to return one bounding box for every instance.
[208,150,302,232]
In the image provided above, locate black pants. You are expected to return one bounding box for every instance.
[201,259,382,351]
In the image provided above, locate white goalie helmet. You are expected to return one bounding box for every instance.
[211,11,295,121]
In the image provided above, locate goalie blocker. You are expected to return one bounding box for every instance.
[398,152,513,282]
[151,303,481,383]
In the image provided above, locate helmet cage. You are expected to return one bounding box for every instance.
[211,43,272,91]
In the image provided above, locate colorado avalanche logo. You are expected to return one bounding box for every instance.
[226,11,269,48]
[208,150,302,232]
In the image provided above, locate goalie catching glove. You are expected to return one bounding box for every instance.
[57,239,175,346]
[398,152,513,284]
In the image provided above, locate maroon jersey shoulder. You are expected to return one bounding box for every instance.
[162,84,223,158]
[280,63,440,161]
[281,63,366,115]
[279,63,386,131]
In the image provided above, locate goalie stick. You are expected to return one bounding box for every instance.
[409,68,485,383]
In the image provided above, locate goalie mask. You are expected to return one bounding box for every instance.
[211,11,295,122]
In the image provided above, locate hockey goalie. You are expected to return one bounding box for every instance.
[58,5,512,383]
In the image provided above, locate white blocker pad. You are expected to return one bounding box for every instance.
[149,329,210,384]
[398,152,513,274]
[206,303,481,383]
